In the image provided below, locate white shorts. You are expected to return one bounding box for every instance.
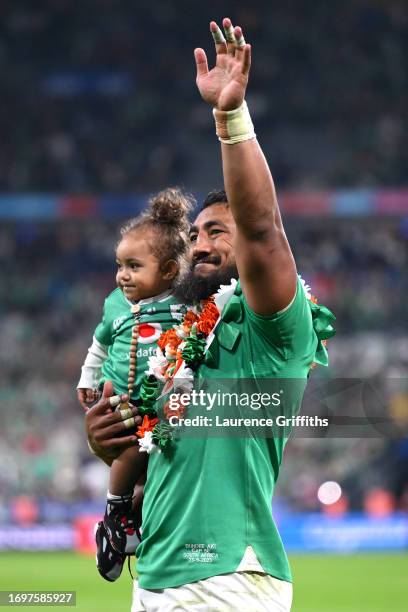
[131,572,292,611]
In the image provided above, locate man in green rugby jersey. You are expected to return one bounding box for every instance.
[85,17,334,611]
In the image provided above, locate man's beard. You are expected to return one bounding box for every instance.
[174,263,238,303]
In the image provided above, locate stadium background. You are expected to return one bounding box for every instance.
[0,1,407,610]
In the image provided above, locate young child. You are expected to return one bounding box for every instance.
[77,188,193,581]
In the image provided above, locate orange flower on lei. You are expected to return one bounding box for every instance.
[196,299,219,336]
[163,400,186,420]
[154,298,221,390]
[136,415,159,438]
[184,310,200,325]
[158,328,181,352]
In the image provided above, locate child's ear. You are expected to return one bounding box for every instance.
[162,259,179,281]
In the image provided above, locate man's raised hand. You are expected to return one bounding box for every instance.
[194,18,251,111]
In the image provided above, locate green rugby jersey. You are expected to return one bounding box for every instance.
[94,288,185,398]
[136,278,332,589]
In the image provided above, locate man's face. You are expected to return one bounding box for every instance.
[174,203,238,302]
[189,203,237,278]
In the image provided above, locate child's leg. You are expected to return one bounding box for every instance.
[109,445,147,496]
[103,446,148,555]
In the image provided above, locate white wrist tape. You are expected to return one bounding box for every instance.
[77,336,108,389]
[213,100,256,145]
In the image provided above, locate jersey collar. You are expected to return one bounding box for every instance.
[124,289,173,308]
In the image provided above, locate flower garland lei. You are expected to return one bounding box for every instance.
[135,297,219,453]
[134,276,333,453]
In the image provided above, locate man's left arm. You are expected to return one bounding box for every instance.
[195,18,297,315]
[221,137,297,315]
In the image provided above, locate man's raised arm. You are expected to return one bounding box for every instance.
[194,18,297,315]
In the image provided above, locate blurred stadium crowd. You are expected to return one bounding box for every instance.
[0,0,407,525]
[0,0,407,193]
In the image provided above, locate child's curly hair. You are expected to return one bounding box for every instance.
[119,187,195,278]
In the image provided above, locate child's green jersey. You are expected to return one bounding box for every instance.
[94,288,186,398]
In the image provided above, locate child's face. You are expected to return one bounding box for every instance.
[116,231,173,302]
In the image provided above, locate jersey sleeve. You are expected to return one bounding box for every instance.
[242,277,316,364]
[77,335,108,389]
[94,297,114,346]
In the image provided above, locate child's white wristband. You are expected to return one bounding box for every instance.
[213,101,256,145]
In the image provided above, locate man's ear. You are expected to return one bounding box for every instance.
[161,259,179,281]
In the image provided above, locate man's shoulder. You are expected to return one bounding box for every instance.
[227,277,315,359]
[218,278,306,328]
[238,277,309,327]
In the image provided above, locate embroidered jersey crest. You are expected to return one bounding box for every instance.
[137,322,163,344]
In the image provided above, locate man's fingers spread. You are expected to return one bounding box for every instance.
[194,48,209,77]
[223,17,236,42]
[234,26,246,48]
[242,44,251,75]
[210,21,227,54]
[223,17,237,53]
[210,22,225,44]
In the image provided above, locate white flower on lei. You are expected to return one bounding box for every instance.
[214,278,238,314]
[173,361,194,393]
[146,347,167,381]
[190,304,201,315]
[298,275,312,300]
[175,323,189,339]
[164,343,177,360]
[138,431,161,454]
